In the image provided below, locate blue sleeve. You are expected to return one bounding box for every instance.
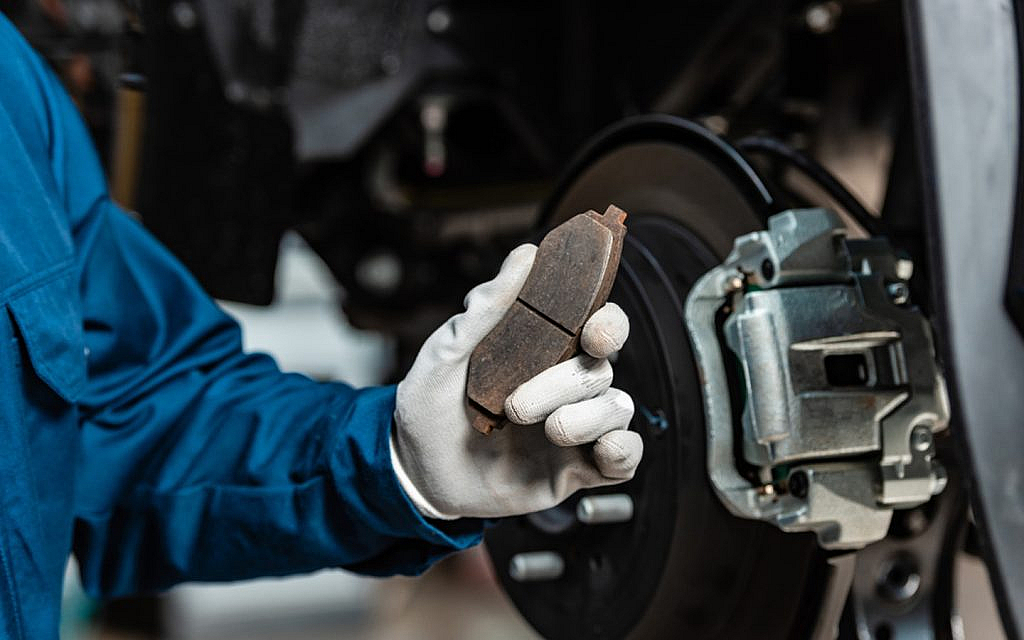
[0,15,483,597]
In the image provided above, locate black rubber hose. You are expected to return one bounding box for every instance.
[736,136,885,237]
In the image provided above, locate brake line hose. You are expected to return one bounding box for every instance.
[736,135,885,237]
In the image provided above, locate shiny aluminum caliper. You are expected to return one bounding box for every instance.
[685,209,949,549]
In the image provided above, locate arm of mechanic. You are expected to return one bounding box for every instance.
[0,20,480,595]
[0,14,640,599]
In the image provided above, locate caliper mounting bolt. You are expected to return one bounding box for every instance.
[887,281,910,305]
[910,425,933,452]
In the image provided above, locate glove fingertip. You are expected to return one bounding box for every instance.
[607,387,635,416]
[581,303,630,358]
[593,430,643,479]
[544,407,574,446]
[508,242,539,262]
[504,391,536,425]
[493,244,538,293]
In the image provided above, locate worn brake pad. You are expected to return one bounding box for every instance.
[466,205,628,434]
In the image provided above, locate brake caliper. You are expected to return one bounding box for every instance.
[685,209,949,549]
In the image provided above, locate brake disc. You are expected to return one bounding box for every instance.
[485,116,830,639]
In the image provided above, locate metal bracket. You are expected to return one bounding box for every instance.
[685,209,949,549]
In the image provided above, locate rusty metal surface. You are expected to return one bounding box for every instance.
[466,205,628,433]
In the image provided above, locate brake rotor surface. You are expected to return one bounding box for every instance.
[485,116,829,639]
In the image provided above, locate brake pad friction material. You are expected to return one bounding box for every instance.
[466,205,628,434]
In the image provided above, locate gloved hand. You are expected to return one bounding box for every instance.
[391,244,641,520]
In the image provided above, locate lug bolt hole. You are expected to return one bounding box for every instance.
[876,552,921,602]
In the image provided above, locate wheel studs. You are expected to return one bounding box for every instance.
[509,552,564,582]
[576,494,634,524]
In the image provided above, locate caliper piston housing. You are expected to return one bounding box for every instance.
[685,208,949,549]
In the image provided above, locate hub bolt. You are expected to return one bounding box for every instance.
[509,552,564,582]
[577,494,634,524]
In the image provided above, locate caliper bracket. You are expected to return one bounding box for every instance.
[685,209,949,549]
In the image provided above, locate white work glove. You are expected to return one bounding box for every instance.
[391,244,641,520]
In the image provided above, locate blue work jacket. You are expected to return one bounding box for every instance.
[0,15,481,638]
